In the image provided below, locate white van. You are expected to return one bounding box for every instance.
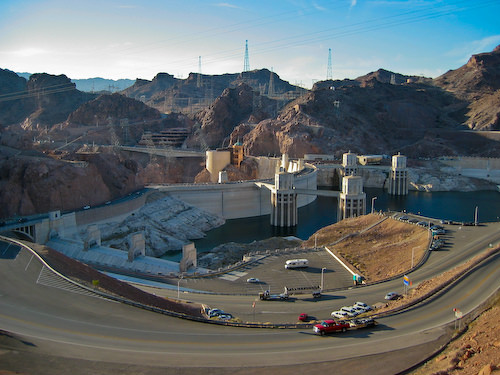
[284,259,309,269]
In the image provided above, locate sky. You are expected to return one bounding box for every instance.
[1,0,499,88]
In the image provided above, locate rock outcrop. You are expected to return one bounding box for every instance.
[434,45,500,130]
[66,93,161,126]
[22,73,96,129]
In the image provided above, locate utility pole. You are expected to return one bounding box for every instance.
[197,56,202,88]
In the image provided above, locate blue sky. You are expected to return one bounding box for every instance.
[1,0,499,88]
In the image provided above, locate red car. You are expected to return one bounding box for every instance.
[313,319,350,335]
[298,313,308,322]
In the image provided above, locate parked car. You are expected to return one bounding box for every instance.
[351,305,367,314]
[298,313,309,322]
[354,302,372,311]
[331,310,349,319]
[208,308,225,317]
[246,278,260,283]
[340,306,359,317]
[384,292,401,300]
[218,313,233,320]
[432,228,446,235]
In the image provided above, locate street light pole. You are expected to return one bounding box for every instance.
[371,197,377,214]
[177,275,183,299]
[321,267,326,291]
[411,247,418,269]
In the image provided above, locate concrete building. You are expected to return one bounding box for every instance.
[342,151,358,177]
[388,153,409,195]
[338,175,366,220]
[206,150,231,183]
[270,171,298,227]
[357,154,383,165]
[231,142,244,167]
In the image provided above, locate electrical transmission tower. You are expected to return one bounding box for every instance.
[327,48,333,80]
[268,68,275,97]
[197,56,202,88]
[243,40,250,72]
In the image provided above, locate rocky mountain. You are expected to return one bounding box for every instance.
[16,73,134,93]
[233,46,500,158]
[122,69,306,113]
[187,83,279,149]
[22,73,96,129]
[434,45,500,130]
[0,70,96,129]
[1,47,499,219]
[0,69,36,126]
[67,93,162,126]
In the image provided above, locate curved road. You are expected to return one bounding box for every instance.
[0,223,499,373]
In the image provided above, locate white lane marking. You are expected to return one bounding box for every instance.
[36,265,111,300]
[24,254,34,271]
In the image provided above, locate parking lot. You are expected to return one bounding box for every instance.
[178,248,355,297]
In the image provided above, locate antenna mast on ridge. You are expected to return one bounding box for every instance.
[197,56,202,88]
[327,48,333,80]
[244,40,250,72]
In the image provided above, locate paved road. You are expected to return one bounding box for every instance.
[0,221,499,373]
[138,221,500,324]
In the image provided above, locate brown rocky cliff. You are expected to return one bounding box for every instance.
[434,45,500,130]
[0,69,36,126]
[22,73,96,129]
[189,83,255,149]
[66,93,161,126]
[0,155,111,218]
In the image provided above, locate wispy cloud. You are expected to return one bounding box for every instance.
[350,0,357,8]
[214,2,240,9]
[9,48,48,57]
[447,35,500,61]
[312,2,327,11]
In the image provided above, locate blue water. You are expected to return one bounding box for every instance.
[162,188,500,261]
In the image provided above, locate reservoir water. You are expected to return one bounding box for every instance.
[162,188,500,261]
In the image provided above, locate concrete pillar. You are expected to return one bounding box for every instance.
[270,171,297,227]
[206,150,231,183]
[180,242,197,272]
[388,153,408,195]
[127,232,146,261]
[338,175,366,220]
[84,225,101,251]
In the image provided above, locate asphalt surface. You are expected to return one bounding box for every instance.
[0,220,499,374]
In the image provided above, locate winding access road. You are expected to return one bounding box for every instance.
[0,222,499,374]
